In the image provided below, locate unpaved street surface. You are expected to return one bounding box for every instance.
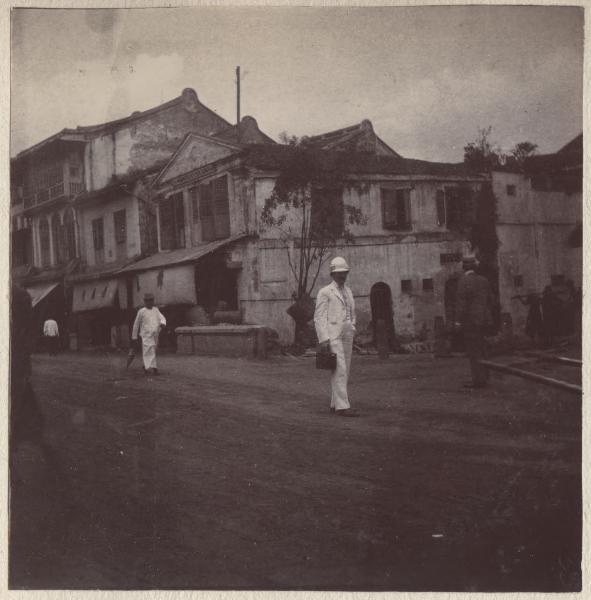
[9,350,581,591]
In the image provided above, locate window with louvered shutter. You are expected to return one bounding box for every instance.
[199,182,215,241]
[381,188,411,230]
[213,175,230,239]
[159,193,185,250]
[39,218,50,267]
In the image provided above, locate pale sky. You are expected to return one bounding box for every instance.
[10,5,584,163]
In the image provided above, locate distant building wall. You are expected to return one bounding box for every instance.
[85,89,230,191]
[78,196,141,267]
[493,170,582,334]
[236,235,469,344]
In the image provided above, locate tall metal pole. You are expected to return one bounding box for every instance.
[236,66,241,143]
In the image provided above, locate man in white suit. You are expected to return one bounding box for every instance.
[314,257,360,417]
[132,292,167,375]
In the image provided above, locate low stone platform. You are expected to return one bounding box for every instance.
[175,325,267,358]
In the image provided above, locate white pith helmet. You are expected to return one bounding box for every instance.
[329,256,350,273]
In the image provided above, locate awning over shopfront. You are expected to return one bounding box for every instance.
[117,233,248,274]
[133,265,197,308]
[72,279,119,313]
[26,282,60,308]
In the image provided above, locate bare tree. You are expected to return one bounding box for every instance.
[463,126,502,172]
[260,140,365,350]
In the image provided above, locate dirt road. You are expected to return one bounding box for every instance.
[9,350,581,591]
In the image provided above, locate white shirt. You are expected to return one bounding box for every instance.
[43,319,59,337]
[336,285,352,321]
[132,306,166,340]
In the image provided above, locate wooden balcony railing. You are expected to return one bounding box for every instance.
[69,182,84,195]
[49,182,64,199]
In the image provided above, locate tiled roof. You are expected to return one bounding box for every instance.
[15,258,80,285]
[557,133,582,156]
[13,87,234,161]
[244,144,479,178]
[67,258,138,283]
[213,116,276,145]
[305,120,401,158]
[117,233,249,274]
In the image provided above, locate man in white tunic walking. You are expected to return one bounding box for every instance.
[132,292,167,375]
[314,257,360,417]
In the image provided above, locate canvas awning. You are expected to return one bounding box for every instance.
[26,282,60,308]
[72,279,119,313]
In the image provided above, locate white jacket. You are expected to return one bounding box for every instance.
[314,281,356,343]
[132,306,167,341]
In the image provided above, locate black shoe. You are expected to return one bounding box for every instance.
[335,408,360,417]
[151,368,159,376]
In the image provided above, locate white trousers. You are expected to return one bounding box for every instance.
[330,321,355,411]
[141,335,158,370]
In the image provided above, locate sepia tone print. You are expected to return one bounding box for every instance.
[8,5,583,591]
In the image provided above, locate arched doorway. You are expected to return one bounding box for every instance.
[370,282,395,350]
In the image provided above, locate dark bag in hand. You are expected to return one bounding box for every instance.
[316,346,337,370]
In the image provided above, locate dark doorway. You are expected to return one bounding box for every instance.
[370,282,395,349]
[194,253,239,314]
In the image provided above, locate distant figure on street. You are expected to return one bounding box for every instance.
[132,293,167,375]
[518,293,543,345]
[454,255,494,389]
[314,257,359,417]
[43,317,60,355]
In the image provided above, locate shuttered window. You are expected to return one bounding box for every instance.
[39,218,51,267]
[159,193,185,250]
[381,188,411,231]
[198,175,230,242]
[92,217,104,264]
[444,187,473,229]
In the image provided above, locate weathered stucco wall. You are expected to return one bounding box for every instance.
[245,175,476,343]
[158,137,236,184]
[236,234,469,344]
[132,264,196,309]
[78,196,140,267]
[494,171,581,224]
[493,170,582,334]
[85,89,230,192]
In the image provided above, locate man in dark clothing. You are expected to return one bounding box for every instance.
[10,283,59,472]
[519,292,543,345]
[454,256,494,388]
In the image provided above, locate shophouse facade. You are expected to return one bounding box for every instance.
[10,88,273,348]
[128,125,486,345]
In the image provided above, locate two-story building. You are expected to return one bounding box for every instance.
[10,87,273,348]
[119,123,486,345]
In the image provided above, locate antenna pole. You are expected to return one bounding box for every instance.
[236,66,241,125]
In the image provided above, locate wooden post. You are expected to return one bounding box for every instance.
[376,318,388,359]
